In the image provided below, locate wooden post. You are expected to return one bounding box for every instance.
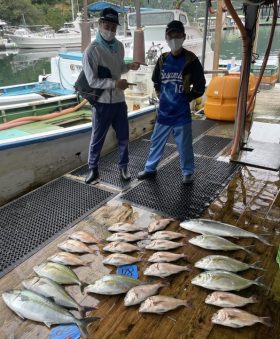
[253,14,260,54]
[212,0,224,76]
[81,0,91,52]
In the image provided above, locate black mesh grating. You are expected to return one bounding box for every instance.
[120,156,239,220]
[142,119,217,144]
[193,135,231,157]
[0,177,113,278]
[71,139,176,188]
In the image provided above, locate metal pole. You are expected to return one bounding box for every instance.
[135,0,141,28]
[201,0,209,68]
[81,0,91,52]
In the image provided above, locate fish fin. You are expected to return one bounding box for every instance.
[78,304,98,317]
[80,282,88,294]
[249,295,260,303]
[243,245,256,255]
[44,322,52,328]
[15,311,25,320]
[260,316,272,327]
[250,261,266,271]
[255,235,272,246]
[183,299,193,308]
[76,317,101,337]
[254,276,269,290]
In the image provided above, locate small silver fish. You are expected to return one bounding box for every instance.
[103,242,140,253]
[69,231,99,244]
[106,231,148,243]
[2,289,99,337]
[148,218,175,233]
[102,253,141,267]
[144,263,191,278]
[194,255,264,272]
[191,270,267,291]
[108,223,147,233]
[189,235,254,254]
[58,239,95,254]
[180,219,271,245]
[150,231,185,240]
[145,240,184,251]
[84,275,144,295]
[148,252,187,263]
[47,252,87,266]
[139,295,192,314]
[205,291,260,308]
[211,308,272,328]
[124,282,168,306]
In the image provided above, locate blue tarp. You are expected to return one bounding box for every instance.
[88,2,129,13]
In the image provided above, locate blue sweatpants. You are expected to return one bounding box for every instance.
[88,102,129,170]
[145,122,194,175]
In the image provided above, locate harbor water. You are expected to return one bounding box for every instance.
[0,26,279,87]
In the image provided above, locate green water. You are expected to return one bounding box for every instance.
[0,26,279,87]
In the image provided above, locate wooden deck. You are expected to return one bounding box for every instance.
[1,85,280,338]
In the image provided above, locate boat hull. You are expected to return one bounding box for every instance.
[0,107,156,206]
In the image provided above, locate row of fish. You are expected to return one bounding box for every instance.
[96,218,194,314]
[2,230,102,336]
[180,219,272,328]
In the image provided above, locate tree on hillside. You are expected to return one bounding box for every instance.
[0,0,43,25]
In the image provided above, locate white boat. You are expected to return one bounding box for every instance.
[0,8,213,206]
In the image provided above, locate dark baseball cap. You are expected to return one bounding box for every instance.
[166,20,185,34]
[100,7,120,25]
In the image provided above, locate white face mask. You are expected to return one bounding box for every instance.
[100,28,116,41]
[167,38,184,52]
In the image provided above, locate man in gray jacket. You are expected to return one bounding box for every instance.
[83,7,139,184]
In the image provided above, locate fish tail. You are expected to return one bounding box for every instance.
[259,316,273,327]
[183,298,193,308]
[250,261,266,271]
[80,282,88,294]
[78,304,98,317]
[185,264,192,272]
[158,279,170,287]
[249,295,261,303]
[254,276,269,290]
[76,317,100,337]
[243,245,256,255]
[255,235,272,246]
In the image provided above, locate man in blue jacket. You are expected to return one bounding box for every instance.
[138,20,206,184]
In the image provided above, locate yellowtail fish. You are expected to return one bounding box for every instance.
[58,239,95,254]
[124,282,168,306]
[191,270,267,291]
[180,219,271,245]
[103,242,140,253]
[2,289,99,337]
[148,252,187,263]
[212,308,272,328]
[205,291,260,308]
[189,235,255,254]
[22,277,95,314]
[84,275,144,295]
[139,295,192,314]
[69,231,100,244]
[144,263,191,278]
[150,231,185,240]
[33,262,87,292]
[194,255,264,272]
[47,252,87,266]
[148,218,175,233]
